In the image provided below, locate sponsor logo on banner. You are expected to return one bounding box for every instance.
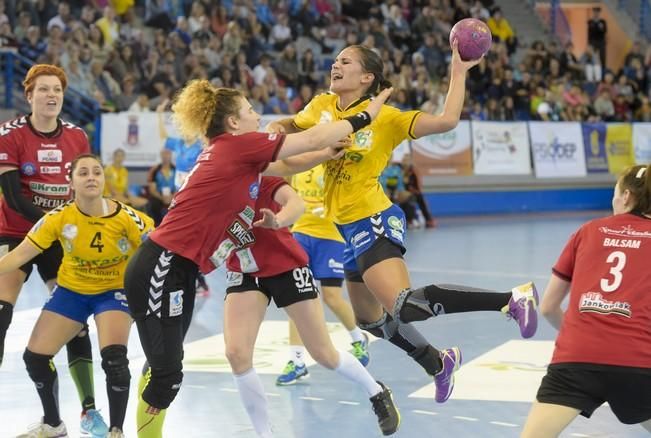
[37,149,62,162]
[529,122,587,178]
[29,182,69,195]
[472,121,531,175]
[411,121,473,176]
[605,124,635,175]
[632,123,651,164]
[0,153,7,160]
[582,123,609,173]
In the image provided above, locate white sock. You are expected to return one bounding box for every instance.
[233,369,273,438]
[334,350,382,397]
[349,327,366,343]
[290,346,305,366]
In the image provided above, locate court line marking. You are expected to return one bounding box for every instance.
[338,401,360,406]
[412,410,438,416]
[453,416,479,422]
[490,421,519,427]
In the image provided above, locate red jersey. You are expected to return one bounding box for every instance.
[150,132,284,273]
[0,116,90,237]
[226,176,309,277]
[551,213,651,368]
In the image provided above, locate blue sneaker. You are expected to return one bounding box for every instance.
[276,360,309,386]
[434,347,462,403]
[80,409,109,438]
[351,333,370,367]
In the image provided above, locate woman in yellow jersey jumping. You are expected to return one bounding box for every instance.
[0,154,154,437]
[276,164,370,385]
[269,43,539,403]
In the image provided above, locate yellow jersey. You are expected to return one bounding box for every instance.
[27,200,154,294]
[290,165,343,242]
[104,165,129,197]
[294,93,421,224]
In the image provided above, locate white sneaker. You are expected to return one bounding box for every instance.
[108,427,125,438]
[16,419,68,438]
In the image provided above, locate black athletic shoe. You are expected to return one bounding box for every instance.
[369,381,401,436]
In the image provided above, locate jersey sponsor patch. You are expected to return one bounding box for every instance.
[579,292,632,318]
[0,153,7,161]
[249,181,260,199]
[21,162,37,176]
[40,166,61,174]
[37,149,62,163]
[32,195,66,209]
[227,220,255,247]
[29,182,69,196]
[62,223,78,240]
[226,271,244,287]
[169,289,184,317]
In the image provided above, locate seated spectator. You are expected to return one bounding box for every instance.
[129,93,151,112]
[488,8,516,55]
[18,26,46,61]
[580,44,602,83]
[104,148,148,208]
[146,148,176,225]
[115,75,138,112]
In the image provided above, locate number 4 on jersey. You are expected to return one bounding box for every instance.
[90,231,104,253]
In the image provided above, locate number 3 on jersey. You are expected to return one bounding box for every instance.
[90,231,104,253]
[600,250,626,292]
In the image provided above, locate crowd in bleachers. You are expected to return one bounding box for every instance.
[0,0,649,122]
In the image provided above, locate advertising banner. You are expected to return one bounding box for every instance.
[529,122,587,178]
[471,121,531,175]
[581,123,609,173]
[632,123,651,164]
[605,123,635,175]
[411,121,472,175]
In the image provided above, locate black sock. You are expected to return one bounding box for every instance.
[0,300,14,367]
[359,313,442,374]
[24,349,60,426]
[396,284,511,323]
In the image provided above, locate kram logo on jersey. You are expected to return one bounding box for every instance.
[29,182,69,196]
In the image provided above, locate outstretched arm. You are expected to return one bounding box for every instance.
[412,43,481,138]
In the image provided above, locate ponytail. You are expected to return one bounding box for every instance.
[619,164,651,214]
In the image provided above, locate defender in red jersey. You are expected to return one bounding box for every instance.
[123,80,394,436]
[0,64,101,432]
[523,164,651,437]
[223,176,400,436]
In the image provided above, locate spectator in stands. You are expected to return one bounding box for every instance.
[145,0,175,32]
[270,13,292,51]
[18,25,46,61]
[265,86,293,115]
[291,84,314,113]
[146,148,176,226]
[487,7,516,55]
[88,60,120,105]
[635,96,651,122]
[275,44,300,88]
[14,10,32,41]
[559,42,583,81]
[581,44,602,83]
[104,148,148,208]
[115,75,138,112]
[587,7,607,67]
[47,2,73,34]
[594,90,615,121]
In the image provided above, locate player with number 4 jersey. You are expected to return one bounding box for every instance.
[522,164,651,438]
[224,176,400,437]
[3,154,153,438]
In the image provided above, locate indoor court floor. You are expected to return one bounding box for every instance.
[2,211,649,437]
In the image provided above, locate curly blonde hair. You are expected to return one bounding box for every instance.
[171,80,243,142]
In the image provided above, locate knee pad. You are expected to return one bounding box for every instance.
[101,344,131,390]
[66,324,93,360]
[408,345,442,376]
[23,349,57,384]
[393,287,436,323]
[358,313,391,339]
[142,365,183,410]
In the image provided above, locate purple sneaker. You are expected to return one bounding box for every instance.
[503,282,539,339]
[434,347,462,403]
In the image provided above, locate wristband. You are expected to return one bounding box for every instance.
[344,111,371,132]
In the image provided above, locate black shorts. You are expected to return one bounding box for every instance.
[0,235,62,282]
[537,363,651,424]
[225,266,319,308]
[124,238,198,322]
